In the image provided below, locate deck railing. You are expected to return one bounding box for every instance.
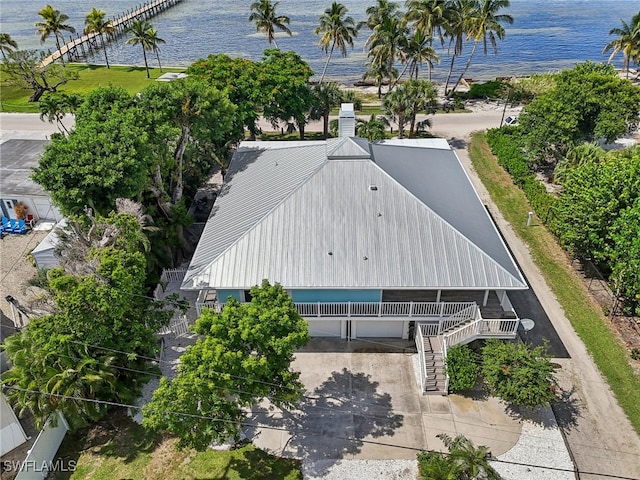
[196,300,477,318]
[443,318,519,348]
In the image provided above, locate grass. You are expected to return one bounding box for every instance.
[0,63,185,113]
[468,132,640,435]
[52,410,301,480]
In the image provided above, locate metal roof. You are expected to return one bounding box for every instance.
[0,140,49,197]
[182,138,527,291]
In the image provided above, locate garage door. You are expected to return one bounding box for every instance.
[307,319,342,338]
[354,320,405,338]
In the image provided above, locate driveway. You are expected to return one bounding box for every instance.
[249,339,522,473]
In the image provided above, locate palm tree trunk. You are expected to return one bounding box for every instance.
[323,112,329,139]
[142,48,149,78]
[155,49,162,72]
[100,33,110,69]
[319,44,335,84]
[449,41,479,97]
[273,37,279,49]
[444,51,457,96]
[55,35,65,66]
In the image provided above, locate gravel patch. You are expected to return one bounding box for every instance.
[302,459,417,480]
[491,407,575,480]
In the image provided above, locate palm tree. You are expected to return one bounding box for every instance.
[126,20,162,79]
[383,85,412,138]
[249,0,292,49]
[310,82,343,138]
[84,8,115,69]
[401,28,439,80]
[0,33,18,61]
[603,13,640,78]
[35,5,76,66]
[438,433,502,480]
[358,0,401,40]
[314,2,358,83]
[443,0,470,96]
[356,114,388,141]
[148,28,166,72]
[365,13,409,90]
[449,0,513,96]
[405,0,447,79]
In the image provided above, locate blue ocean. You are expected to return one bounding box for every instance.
[1,0,638,83]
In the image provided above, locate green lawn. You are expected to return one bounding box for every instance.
[469,132,640,435]
[52,411,301,480]
[0,63,185,113]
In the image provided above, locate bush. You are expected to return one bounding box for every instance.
[445,344,480,392]
[462,80,506,99]
[486,128,558,228]
[481,339,558,408]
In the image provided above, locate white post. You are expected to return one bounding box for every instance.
[527,211,534,227]
[483,290,490,307]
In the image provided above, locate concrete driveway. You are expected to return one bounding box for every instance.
[249,339,522,471]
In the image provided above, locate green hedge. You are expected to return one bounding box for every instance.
[486,128,558,228]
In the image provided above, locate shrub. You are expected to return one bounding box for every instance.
[481,339,559,408]
[463,80,506,99]
[445,344,480,393]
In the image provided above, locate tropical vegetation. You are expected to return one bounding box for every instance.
[417,433,501,480]
[143,281,310,450]
[84,8,115,68]
[35,4,75,65]
[603,12,640,78]
[126,20,165,79]
[314,1,359,83]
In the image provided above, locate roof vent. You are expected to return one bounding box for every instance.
[369,185,378,191]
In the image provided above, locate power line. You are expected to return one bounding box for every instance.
[11,340,638,464]
[2,385,638,480]
[64,338,640,460]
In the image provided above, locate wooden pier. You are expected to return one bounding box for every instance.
[41,0,183,67]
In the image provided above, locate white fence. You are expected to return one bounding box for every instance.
[15,412,69,480]
[293,301,475,318]
[160,267,187,284]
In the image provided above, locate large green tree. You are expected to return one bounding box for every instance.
[310,82,343,139]
[519,62,640,163]
[84,8,115,68]
[143,280,310,450]
[314,2,358,83]
[33,88,152,217]
[249,0,292,49]
[35,4,76,65]
[261,49,315,139]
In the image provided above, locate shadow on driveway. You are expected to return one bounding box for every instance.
[251,367,405,476]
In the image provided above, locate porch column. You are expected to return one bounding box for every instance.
[436,290,441,303]
[483,290,490,307]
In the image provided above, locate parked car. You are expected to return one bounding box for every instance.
[504,115,519,126]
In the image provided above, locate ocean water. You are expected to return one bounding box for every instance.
[1,0,638,83]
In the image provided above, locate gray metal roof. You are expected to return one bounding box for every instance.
[183,138,527,291]
[0,140,49,197]
[372,141,523,281]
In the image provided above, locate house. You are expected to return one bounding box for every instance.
[0,139,63,223]
[181,106,527,392]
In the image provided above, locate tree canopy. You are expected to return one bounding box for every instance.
[143,280,309,450]
[1,213,173,430]
[481,339,558,408]
[519,62,640,163]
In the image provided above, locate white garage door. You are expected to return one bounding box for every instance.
[307,319,342,338]
[354,320,405,338]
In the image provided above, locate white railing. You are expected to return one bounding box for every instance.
[293,301,476,318]
[443,318,519,348]
[439,304,479,333]
[415,326,427,393]
[418,322,440,337]
[160,267,187,284]
[158,314,191,337]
